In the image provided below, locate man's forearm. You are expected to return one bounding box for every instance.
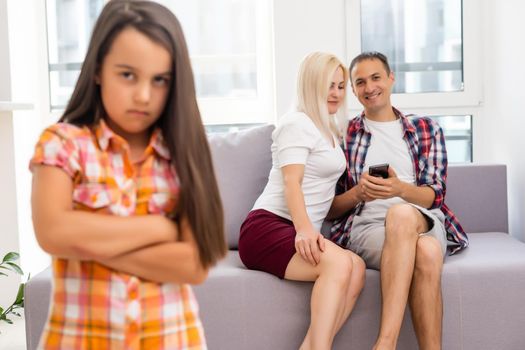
[327,187,361,220]
[400,183,435,209]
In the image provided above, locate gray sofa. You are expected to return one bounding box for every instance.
[25,124,525,349]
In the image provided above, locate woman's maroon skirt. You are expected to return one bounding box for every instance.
[238,209,297,279]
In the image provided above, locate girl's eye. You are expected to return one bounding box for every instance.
[154,76,170,86]
[120,72,135,80]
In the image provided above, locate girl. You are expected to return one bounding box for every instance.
[30,1,226,349]
[238,52,366,350]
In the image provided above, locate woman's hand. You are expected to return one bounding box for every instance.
[294,228,326,266]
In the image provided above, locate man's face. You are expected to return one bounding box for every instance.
[350,58,394,115]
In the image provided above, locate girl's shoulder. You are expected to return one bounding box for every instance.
[42,122,92,140]
[31,123,94,178]
[38,122,96,149]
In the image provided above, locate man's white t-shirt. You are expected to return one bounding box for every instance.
[360,117,416,218]
[252,112,346,231]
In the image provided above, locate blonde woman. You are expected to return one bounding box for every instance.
[239,52,365,350]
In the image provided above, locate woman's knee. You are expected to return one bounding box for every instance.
[319,245,354,284]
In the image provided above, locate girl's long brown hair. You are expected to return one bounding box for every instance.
[59,0,226,268]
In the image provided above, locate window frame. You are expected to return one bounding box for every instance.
[345,0,482,110]
[44,0,275,126]
[183,0,275,126]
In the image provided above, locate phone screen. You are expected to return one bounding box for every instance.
[369,163,389,179]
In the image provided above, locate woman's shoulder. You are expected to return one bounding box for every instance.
[273,111,320,144]
[278,111,313,125]
[277,111,318,133]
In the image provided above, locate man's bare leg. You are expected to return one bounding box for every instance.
[409,236,444,350]
[373,204,429,350]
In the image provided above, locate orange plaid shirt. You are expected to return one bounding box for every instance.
[30,120,206,350]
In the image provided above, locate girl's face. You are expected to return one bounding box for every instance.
[97,27,172,144]
[327,66,346,115]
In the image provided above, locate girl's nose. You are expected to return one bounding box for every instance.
[134,82,151,104]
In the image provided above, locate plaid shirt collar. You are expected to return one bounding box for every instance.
[94,119,171,161]
[346,107,421,176]
[354,107,417,135]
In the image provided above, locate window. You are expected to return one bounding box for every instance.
[45,0,274,125]
[430,115,472,163]
[360,0,463,94]
[46,0,105,109]
[346,0,480,162]
[346,0,481,109]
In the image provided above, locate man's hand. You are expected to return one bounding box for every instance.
[360,166,406,201]
[295,227,326,266]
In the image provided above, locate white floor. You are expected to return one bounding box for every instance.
[0,315,27,350]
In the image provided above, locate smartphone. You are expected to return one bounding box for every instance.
[369,163,389,179]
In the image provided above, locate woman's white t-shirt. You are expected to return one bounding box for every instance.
[252,112,346,231]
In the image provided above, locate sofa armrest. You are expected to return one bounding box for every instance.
[447,164,508,233]
[24,266,52,350]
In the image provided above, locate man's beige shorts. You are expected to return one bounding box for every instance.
[347,205,447,270]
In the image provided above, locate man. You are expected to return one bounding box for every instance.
[327,52,468,350]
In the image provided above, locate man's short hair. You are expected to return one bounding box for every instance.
[349,51,391,77]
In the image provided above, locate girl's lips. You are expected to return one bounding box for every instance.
[128,110,149,116]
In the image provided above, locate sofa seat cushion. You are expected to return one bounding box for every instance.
[442,232,525,350]
[194,232,525,350]
[446,231,525,268]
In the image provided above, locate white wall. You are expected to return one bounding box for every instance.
[0,0,21,309]
[478,0,525,241]
[273,0,347,116]
[3,0,50,282]
[0,1,10,100]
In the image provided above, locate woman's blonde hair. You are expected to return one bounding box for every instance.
[296,52,349,141]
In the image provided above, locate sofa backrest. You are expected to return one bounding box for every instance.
[208,124,509,249]
[446,164,508,233]
[208,124,274,249]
